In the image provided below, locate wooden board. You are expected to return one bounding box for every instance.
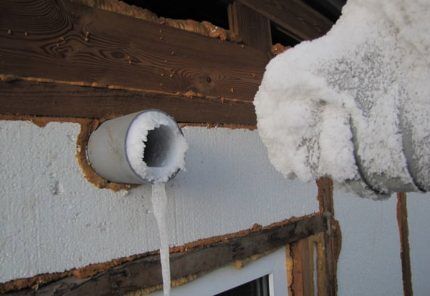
[0,0,268,123]
[238,0,333,40]
[4,215,325,295]
[0,79,256,125]
[228,2,272,56]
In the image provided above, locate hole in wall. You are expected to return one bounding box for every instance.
[143,125,175,167]
[78,120,133,191]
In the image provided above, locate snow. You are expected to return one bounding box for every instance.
[151,182,171,296]
[254,0,430,198]
[126,110,188,183]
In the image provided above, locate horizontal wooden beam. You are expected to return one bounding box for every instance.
[0,0,268,123]
[0,78,256,125]
[4,215,325,295]
[238,0,333,40]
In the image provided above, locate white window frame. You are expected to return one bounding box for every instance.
[152,247,288,296]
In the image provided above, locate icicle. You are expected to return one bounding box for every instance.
[151,182,171,296]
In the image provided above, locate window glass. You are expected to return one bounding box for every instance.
[215,275,270,296]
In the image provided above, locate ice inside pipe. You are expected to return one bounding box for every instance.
[87,110,188,184]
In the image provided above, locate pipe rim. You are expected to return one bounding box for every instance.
[124,109,184,183]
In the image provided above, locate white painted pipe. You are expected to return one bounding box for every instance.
[87,110,187,184]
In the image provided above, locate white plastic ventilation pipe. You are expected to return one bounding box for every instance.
[87,110,187,184]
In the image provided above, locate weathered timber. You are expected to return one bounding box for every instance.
[238,0,333,40]
[287,233,329,296]
[228,2,272,56]
[4,215,325,295]
[0,79,256,125]
[317,177,341,296]
[288,237,315,296]
[397,193,413,296]
[0,0,268,120]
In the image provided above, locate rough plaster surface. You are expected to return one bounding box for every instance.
[334,192,403,296]
[0,121,318,282]
[407,192,430,296]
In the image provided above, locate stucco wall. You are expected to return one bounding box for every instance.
[0,120,318,283]
[407,192,430,296]
[334,192,403,296]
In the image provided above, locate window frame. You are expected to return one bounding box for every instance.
[152,247,288,296]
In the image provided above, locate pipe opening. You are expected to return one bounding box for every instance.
[143,125,175,167]
[86,110,187,184]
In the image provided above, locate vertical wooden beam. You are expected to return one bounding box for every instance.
[287,234,329,296]
[317,177,341,296]
[397,192,413,296]
[228,1,272,57]
[287,237,315,296]
[314,236,327,296]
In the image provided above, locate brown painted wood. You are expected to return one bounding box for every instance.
[5,215,325,295]
[397,192,413,296]
[289,238,315,296]
[287,234,330,296]
[313,235,328,296]
[317,177,334,214]
[0,79,256,125]
[238,0,333,40]
[0,0,268,113]
[317,177,340,296]
[228,2,272,56]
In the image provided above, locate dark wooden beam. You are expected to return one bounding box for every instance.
[317,178,341,296]
[0,0,268,123]
[238,0,333,40]
[301,0,346,21]
[288,237,316,296]
[397,193,413,296]
[228,2,272,56]
[0,79,256,125]
[4,215,325,295]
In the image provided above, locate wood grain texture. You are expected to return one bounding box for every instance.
[228,2,272,56]
[0,79,256,125]
[238,0,333,40]
[0,0,268,116]
[287,234,330,296]
[4,215,325,295]
[288,237,315,296]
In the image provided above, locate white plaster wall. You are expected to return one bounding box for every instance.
[334,192,403,296]
[0,121,318,283]
[407,192,430,296]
